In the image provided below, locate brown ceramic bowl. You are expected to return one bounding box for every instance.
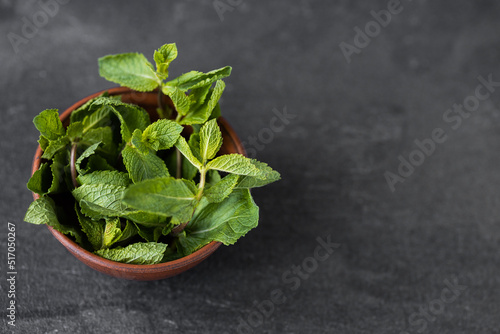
[31,87,246,280]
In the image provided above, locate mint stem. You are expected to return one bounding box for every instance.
[157,89,165,117]
[70,142,78,188]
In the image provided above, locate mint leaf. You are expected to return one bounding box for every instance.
[206,154,278,180]
[154,43,178,76]
[75,142,101,175]
[27,163,52,195]
[75,204,105,251]
[165,66,232,91]
[175,136,202,169]
[33,109,65,140]
[203,174,239,203]
[90,97,150,142]
[41,136,69,160]
[38,135,50,151]
[66,122,84,141]
[162,86,191,116]
[177,189,258,256]
[235,160,281,189]
[199,119,223,163]
[123,177,198,223]
[122,145,170,183]
[142,119,183,151]
[102,217,123,249]
[95,242,167,264]
[179,80,225,125]
[124,211,170,228]
[77,170,131,187]
[98,53,161,92]
[25,196,82,244]
[81,105,112,132]
[72,183,128,219]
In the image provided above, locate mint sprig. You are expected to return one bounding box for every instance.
[24,43,280,265]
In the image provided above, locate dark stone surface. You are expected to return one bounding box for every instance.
[1,0,500,333]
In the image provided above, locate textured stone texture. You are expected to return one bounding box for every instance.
[1,0,500,333]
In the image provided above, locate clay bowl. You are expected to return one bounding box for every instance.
[31,87,246,280]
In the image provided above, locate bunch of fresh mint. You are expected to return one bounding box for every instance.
[24,43,280,265]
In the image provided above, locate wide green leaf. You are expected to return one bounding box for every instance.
[95,242,167,264]
[98,53,161,92]
[123,177,198,223]
[72,183,128,219]
[176,189,258,256]
[199,119,223,163]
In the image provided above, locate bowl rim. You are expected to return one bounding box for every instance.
[31,86,246,274]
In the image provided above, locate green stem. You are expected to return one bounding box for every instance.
[196,168,207,201]
[157,89,165,119]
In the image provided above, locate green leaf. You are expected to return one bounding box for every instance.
[41,136,69,160]
[162,86,191,116]
[75,203,105,251]
[122,145,170,183]
[179,80,225,125]
[142,119,183,151]
[38,135,50,151]
[72,183,128,219]
[90,97,150,142]
[123,211,170,228]
[206,154,279,180]
[135,224,164,242]
[25,196,82,244]
[102,217,123,249]
[33,109,65,140]
[95,242,167,264]
[98,53,161,92]
[235,160,281,189]
[199,119,223,163]
[81,105,112,132]
[203,174,239,203]
[175,136,202,169]
[123,177,198,223]
[154,43,178,76]
[66,122,84,141]
[81,126,116,159]
[75,142,101,175]
[77,170,131,187]
[177,189,258,256]
[27,163,52,195]
[130,129,150,154]
[165,66,232,91]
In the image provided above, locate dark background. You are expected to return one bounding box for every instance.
[1,0,500,333]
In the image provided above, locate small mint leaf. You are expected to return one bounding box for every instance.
[154,43,178,76]
[142,119,183,151]
[33,109,65,140]
[199,119,223,163]
[122,145,170,183]
[175,136,202,169]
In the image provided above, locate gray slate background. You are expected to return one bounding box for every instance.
[1,0,500,333]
